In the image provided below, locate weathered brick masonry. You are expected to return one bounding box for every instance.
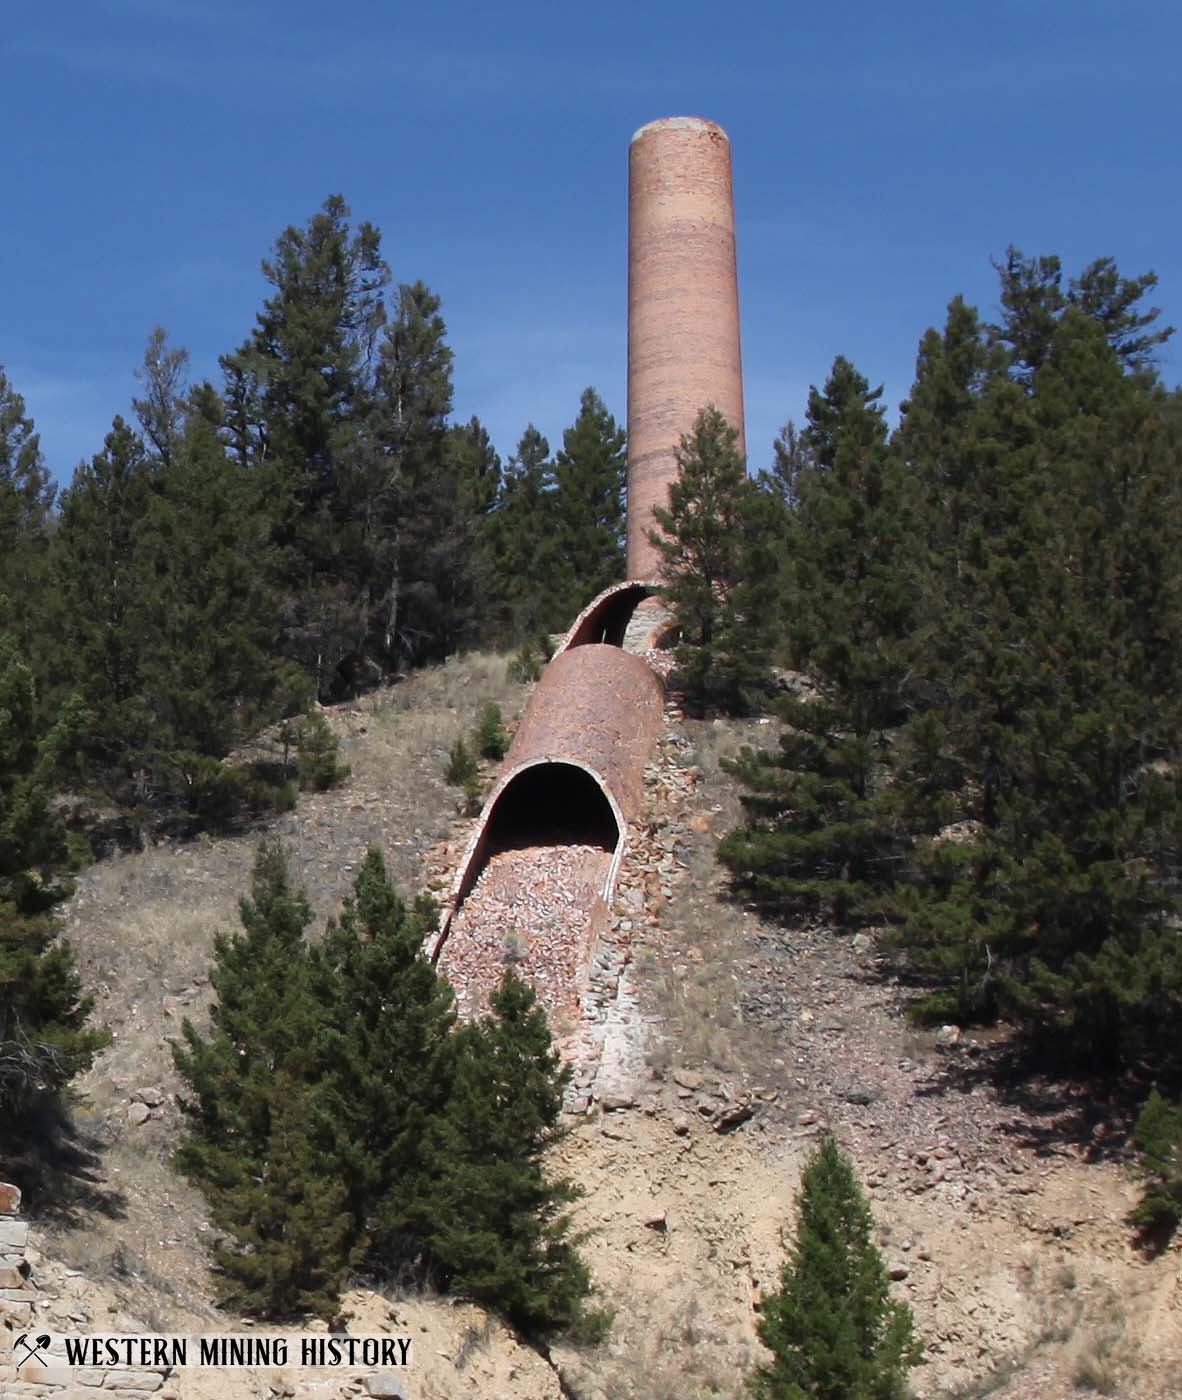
[435,117,745,1055]
[627,116,745,581]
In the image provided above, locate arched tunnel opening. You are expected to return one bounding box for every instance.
[485,761,620,855]
[436,760,625,1020]
[563,582,665,652]
[434,645,665,1027]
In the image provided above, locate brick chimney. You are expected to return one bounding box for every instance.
[626,116,745,580]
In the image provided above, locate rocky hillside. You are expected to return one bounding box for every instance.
[3,653,1181,1400]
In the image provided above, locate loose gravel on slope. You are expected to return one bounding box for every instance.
[438,843,611,1030]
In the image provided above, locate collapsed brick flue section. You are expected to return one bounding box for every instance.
[627,115,745,580]
[559,581,659,652]
[433,646,664,1030]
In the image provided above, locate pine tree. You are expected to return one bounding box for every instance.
[783,357,915,733]
[137,384,306,821]
[649,406,774,714]
[720,364,915,908]
[1131,1090,1182,1236]
[0,366,54,656]
[222,196,389,695]
[720,702,901,926]
[551,388,626,615]
[473,703,510,761]
[984,310,1182,1060]
[208,1074,361,1321]
[991,246,1174,385]
[888,284,1182,1054]
[487,425,566,642]
[0,637,105,1121]
[295,711,349,792]
[316,849,454,1266]
[175,847,468,1314]
[172,843,359,1317]
[722,257,1182,1070]
[431,414,501,654]
[224,195,388,495]
[132,326,190,468]
[425,970,593,1337]
[753,1135,920,1400]
[366,280,456,668]
[49,418,155,808]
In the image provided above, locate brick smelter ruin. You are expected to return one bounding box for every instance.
[433,117,745,1044]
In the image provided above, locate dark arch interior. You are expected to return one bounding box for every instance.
[486,763,620,854]
[566,586,653,649]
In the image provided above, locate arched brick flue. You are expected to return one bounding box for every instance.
[559,580,660,653]
[502,644,665,818]
[627,115,745,580]
[432,645,665,956]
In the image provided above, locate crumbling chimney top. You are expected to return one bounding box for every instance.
[631,115,728,144]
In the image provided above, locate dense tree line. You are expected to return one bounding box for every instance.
[0,193,625,1148]
[659,250,1182,1077]
[1,195,626,834]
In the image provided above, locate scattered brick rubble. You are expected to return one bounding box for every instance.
[438,843,611,1034]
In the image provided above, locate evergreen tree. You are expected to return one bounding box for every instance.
[132,326,190,468]
[222,196,389,695]
[650,406,774,714]
[209,1073,361,1321]
[366,280,456,668]
[487,425,566,642]
[725,258,1182,1070]
[723,355,918,925]
[49,418,155,807]
[705,251,1182,1072]
[352,283,495,669]
[429,414,500,654]
[137,384,306,820]
[551,388,626,615]
[173,843,358,1316]
[892,306,1182,1047]
[982,311,1182,1058]
[295,711,349,792]
[425,970,592,1337]
[224,194,387,492]
[991,246,1174,385]
[720,703,901,926]
[0,637,105,1121]
[316,849,454,1266]
[0,367,55,657]
[752,1135,920,1400]
[473,703,510,761]
[784,357,915,731]
[1131,1090,1182,1236]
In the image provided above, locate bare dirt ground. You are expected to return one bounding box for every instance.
[613,712,1182,1400]
[7,657,1182,1400]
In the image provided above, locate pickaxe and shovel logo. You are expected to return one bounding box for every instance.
[14,1333,51,1367]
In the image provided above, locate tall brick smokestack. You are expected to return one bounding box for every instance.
[626,116,745,581]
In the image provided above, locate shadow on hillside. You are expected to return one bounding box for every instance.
[0,1093,126,1224]
[912,1046,1144,1166]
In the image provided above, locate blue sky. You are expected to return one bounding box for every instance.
[4,0,1179,482]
